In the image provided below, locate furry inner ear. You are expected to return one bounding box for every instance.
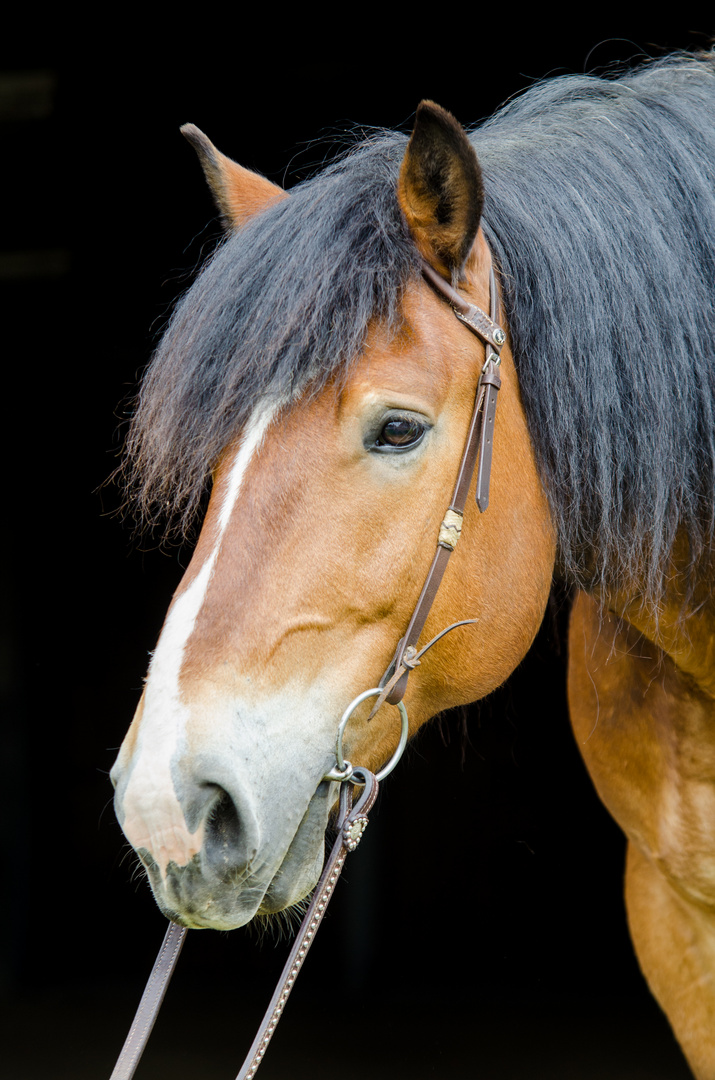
[181,124,287,229]
[398,101,483,279]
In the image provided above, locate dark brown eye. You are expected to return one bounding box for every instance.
[375,416,426,449]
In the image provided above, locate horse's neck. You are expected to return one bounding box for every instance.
[601,548,715,700]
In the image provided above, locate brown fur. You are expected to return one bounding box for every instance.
[118,103,715,1076]
[569,589,715,1077]
[177,230,555,757]
[397,101,483,279]
[181,123,287,227]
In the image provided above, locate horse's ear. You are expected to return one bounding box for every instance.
[398,101,483,280]
[181,123,287,228]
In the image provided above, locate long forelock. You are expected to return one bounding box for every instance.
[122,131,416,537]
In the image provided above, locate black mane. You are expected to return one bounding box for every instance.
[125,52,715,604]
[476,53,715,599]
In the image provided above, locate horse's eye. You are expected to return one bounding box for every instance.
[375,416,426,450]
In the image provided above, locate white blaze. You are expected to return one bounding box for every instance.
[120,403,279,871]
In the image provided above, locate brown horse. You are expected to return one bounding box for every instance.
[112,55,715,1076]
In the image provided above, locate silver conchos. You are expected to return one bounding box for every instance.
[344,815,369,851]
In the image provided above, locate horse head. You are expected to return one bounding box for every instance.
[111,103,555,930]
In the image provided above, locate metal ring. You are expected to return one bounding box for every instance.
[323,688,409,784]
[322,760,355,783]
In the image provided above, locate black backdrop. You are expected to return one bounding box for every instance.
[2,21,709,1079]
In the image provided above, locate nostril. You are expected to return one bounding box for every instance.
[204,789,256,877]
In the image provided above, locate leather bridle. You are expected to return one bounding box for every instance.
[109,255,505,1080]
[373,258,505,712]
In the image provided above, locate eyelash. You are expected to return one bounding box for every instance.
[373,415,427,452]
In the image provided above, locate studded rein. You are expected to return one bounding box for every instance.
[109,257,505,1080]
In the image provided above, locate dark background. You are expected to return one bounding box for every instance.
[2,20,710,1079]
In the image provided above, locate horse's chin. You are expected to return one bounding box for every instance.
[141,784,333,931]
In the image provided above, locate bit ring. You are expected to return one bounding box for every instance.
[323,688,409,783]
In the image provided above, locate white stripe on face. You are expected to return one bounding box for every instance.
[119,403,279,872]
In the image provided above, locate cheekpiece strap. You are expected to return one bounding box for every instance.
[373,257,505,710]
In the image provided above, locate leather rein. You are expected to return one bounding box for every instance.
[109,256,505,1080]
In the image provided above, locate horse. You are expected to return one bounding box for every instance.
[111,53,715,1076]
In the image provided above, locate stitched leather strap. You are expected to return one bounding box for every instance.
[110,920,187,1080]
[371,259,505,710]
[475,366,501,512]
[236,769,378,1079]
[421,260,505,350]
